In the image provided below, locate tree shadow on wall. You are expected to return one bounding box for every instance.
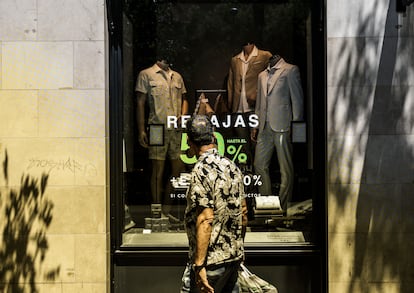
[0,150,60,293]
[329,0,414,292]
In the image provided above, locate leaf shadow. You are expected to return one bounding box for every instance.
[0,150,60,293]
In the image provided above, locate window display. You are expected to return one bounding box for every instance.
[121,0,315,247]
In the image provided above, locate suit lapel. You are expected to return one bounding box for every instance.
[237,58,244,78]
[245,55,257,74]
[267,68,284,94]
[241,47,259,75]
[267,60,286,94]
[261,72,268,97]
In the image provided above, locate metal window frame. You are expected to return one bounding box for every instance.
[107,0,327,292]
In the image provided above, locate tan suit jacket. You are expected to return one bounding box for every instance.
[227,48,272,113]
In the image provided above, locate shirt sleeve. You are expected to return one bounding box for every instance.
[135,70,148,94]
[288,66,304,121]
[190,165,214,209]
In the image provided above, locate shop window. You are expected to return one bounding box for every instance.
[114,0,324,250]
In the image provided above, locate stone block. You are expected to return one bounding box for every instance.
[38,90,105,138]
[37,0,104,41]
[0,90,38,137]
[0,0,37,41]
[2,42,73,89]
[74,41,105,89]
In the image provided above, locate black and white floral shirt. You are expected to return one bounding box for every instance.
[185,148,245,266]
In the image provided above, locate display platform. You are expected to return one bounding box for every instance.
[123,199,313,246]
[123,229,307,247]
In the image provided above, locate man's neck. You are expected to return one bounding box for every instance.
[197,144,215,157]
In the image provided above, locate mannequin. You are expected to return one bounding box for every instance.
[268,54,281,67]
[227,41,272,167]
[227,42,272,113]
[136,58,188,221]
[252,55,304,213]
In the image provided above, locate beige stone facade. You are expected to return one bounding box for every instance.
[327,0,414,292]
[1,0,414,292]
[0,0,108,292]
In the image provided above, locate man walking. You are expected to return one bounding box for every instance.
[181,115,247,293]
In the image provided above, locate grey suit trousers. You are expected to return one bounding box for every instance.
[254,123,293,211]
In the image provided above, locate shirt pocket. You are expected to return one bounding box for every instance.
[149,80,163,96]
[172,82,182,90]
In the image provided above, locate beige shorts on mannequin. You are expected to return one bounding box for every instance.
[148,129,182,160]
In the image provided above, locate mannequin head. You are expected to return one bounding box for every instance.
[268,54,281,67]
[156,58,170,71]
[242,41,255,56]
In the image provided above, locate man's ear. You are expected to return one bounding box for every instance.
[212,134,217,144]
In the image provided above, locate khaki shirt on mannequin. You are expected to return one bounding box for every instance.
[135,63,187,124]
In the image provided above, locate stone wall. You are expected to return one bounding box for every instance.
[0,0,108,292]
[327,0,414,292]
[1,0,414,292]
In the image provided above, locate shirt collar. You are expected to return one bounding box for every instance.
[152,63,173,78]
[251,46,259,58]
[198,147,217,160]
[267,58,283,72]
[237,45,258,62]
[151,63,162,73]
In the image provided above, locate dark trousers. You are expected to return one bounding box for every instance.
[181,261,240,293]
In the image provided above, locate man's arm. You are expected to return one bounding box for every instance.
[194,207,214,292]
[241,198,248,239]
[195,207,213,266]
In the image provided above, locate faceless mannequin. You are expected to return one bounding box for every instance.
[269,54,281,68]
[242,43,255,59]
[156,59,170,71]
[135,57,188,222]
[227,41,272,168]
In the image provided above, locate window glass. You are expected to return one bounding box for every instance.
[121,0,315,247]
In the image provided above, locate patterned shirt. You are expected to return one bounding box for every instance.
[185,148,245,266]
